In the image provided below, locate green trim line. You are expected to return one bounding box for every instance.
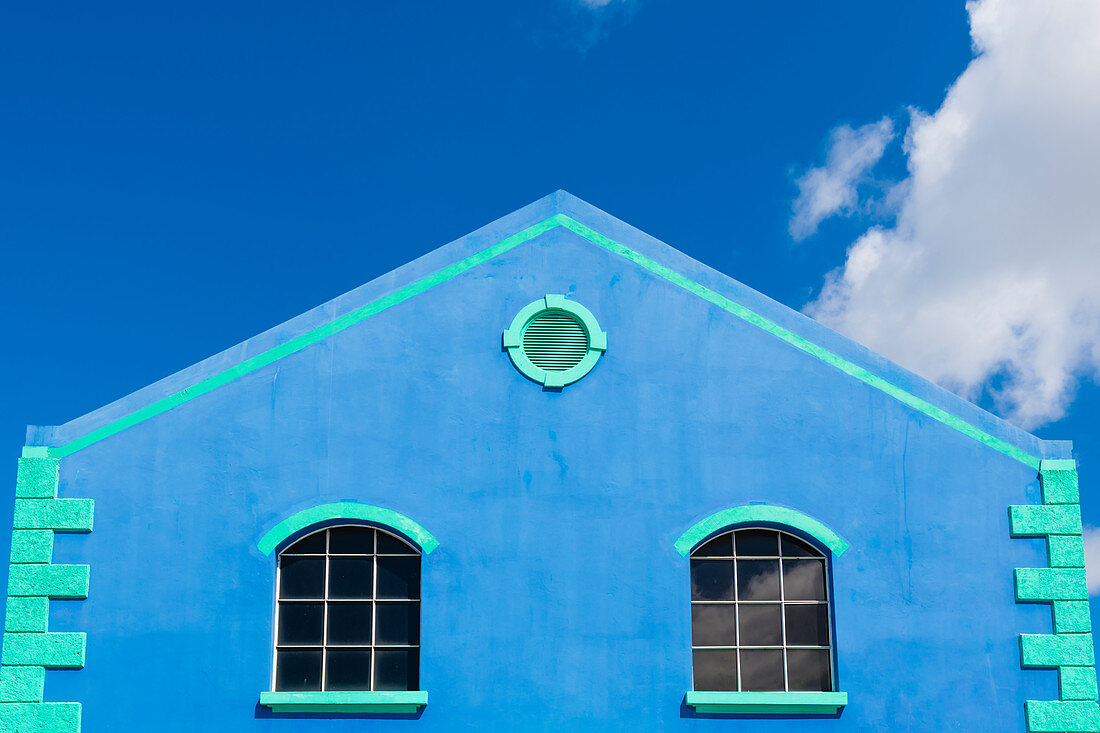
[1013,464,1100,732]
[1,456,91,733]
[674,504,848,557]
[259,690,428,713]
[257,502,438,556]
[684,691,847,714]
[35,213,1045,469]
[503,294,607,388]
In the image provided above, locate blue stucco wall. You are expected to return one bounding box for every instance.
[9,195,1064,730]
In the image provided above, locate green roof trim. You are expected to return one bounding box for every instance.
[257,502,438,556]
[259,690,427,713]
[684,690,848,714]
[35,212,1045,469]
[674,504,849,557]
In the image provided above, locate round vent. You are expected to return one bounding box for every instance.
[503,295,607,388]
[522,311,588,371]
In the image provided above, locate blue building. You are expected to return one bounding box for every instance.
[1,191,1096,732]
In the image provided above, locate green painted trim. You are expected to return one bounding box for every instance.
[1048,536,1086,568]
[259,690,428,713]
[0,702,81,732]
[15,458,59,499]
[4,597,49,633]
[1059,666,1099,701]
[1,632,86,668]
[1054,602,1094,634]
[0,665,45,703]
[1010,505,1083,537]
[1026,700,1100,732]
[20,447,49,459]
[1015,568,1089,602]
[37,214,1045,468]
[7,564,89,599]
[257,502,438,556]
[1041,468,1081,505]
[1041,460,1078,471]
[674,504,848,557]
[684,691,847,714]
[9,530,54,565]
[503,294,607,388]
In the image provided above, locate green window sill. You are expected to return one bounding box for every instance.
[686,691,848,714]
[259,690,428,713]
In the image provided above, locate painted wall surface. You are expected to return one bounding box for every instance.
[3,194,1076,730]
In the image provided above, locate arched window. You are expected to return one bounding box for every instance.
[690,527,833,693]
[273,525,421,693]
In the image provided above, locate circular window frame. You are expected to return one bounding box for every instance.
[503,294,607,388]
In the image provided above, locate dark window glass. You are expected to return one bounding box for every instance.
[691,604,736,647]
[736,559,781,600]
[781,534,818,557]
[376,602,420,646]
[690,528,834,692]
[327,602,373,645]
[692,650,738,691]
[377,556,420,599]
[739,649,785,691]
[328,557,373,599]
[329,527,374,555]
[738,604,782,646]
[736,529,779,556]
[785,604,830,646]
[326,650,373,691]
[787,649,832,691]
[284,532,326,554]
[278,603,324,646]
[279,556,325,599]
[694,534,733,557]
[374,649,419,691]
[274,526,422,692]
[377,532,417,555]
[783,559,826,600]
[275,650,322,691]
[690,560,734,601]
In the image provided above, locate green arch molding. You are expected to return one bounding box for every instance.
[502,294,607,388]
[257,502,439,556]
[674,504,849,557]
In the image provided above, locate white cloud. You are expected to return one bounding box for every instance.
[1084,527,1100,596]
[788,118,895,241]
[804,0,1100,428]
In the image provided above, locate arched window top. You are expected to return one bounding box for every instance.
[674,505,848,558]
[257,502,439,556]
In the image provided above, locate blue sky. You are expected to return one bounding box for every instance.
[3,0,1100,650]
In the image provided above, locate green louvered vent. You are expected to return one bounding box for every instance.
[522,311,589,371]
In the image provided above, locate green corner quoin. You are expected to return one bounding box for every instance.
[1011,460,1100,732]
[1,450,93,733]
[259,690,428,713]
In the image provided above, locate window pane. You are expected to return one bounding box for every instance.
[690,560,734,601]
[691,604,736,647]
[736,559,781,600]
[283,532,326,554]
[278,602,324,646]
[374,649,419,691]
[692,649,737,691]
[325,650,372,691]
[328,557,374,599]
[738,603,782,646]
[736,529,778,556]
[787,649,832,691]
[376,602,420,646]
[739,649,784,691]
[693,534,733,557]
[279,556,325,599]
[329,527,374,555]
[783,559,827,601]
[275,649,322,691]
[377,531,418,555]
[377,556,420,599]
[781,534,820,558]
[785,604,830,646]
[327,602,373,645]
